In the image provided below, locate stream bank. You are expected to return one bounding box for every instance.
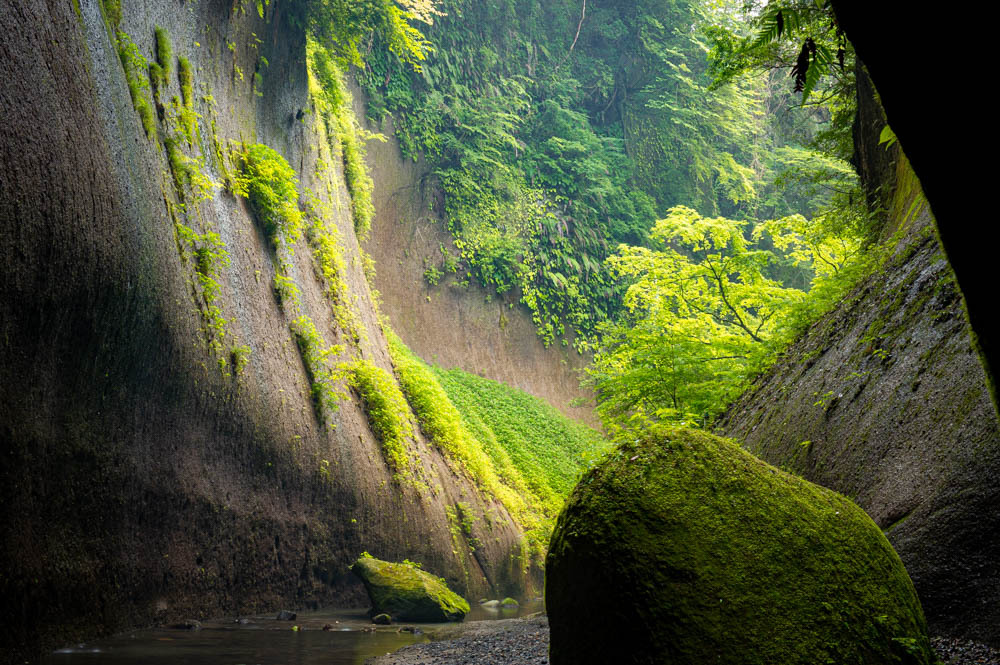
[366,617,1000,665]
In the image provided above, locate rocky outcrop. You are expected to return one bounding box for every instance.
[546,428,933,665]
[352,555,470,622]
[721,86,1000,644]
[0,1,537,661]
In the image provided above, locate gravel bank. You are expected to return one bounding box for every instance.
[368,617,1000,665]
[365,616,548,665]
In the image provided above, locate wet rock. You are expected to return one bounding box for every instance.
[167,619,201,630]
[372,613,392,625]
[480,599,500,608]
[546,428,935,665]
[351,555,469,622]
[275,610,297,621]
[499,597,519,608]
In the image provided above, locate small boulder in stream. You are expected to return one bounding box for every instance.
[351,555,470,622]
[546,428,934,665]
[275,610,297,621]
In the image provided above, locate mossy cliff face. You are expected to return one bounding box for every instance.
[351,555,470,622]
[0,1,540,661]
[355,99,599,429]
[721,82,1000,644]
[546,428,933,665]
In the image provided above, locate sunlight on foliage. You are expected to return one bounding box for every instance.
[588,203,873,434]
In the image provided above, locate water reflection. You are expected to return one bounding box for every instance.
[43,600,544,665]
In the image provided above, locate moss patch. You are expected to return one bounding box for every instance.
[545,428,933,665]
[351,555,470,622]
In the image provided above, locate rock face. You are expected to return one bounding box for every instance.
[721,77,1000,644]
[356,103,599,429]
[352,556,470,622]
[546,428,933,665]
[0,1,534,660]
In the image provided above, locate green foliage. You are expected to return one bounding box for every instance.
[301,189,364,344]
[289,315,344,421]
[709,1,856,163]
[306,38,377,237]
[165,137,217,204]
[175,223,234,372]
[387,331,607,558]
[387,332,534,524]
[154,26,172,82]
[358,0,855,346]
[429,358,608,509]
[300,0,434,71]
[234,143,303,247]
[342,357,414,476]
[101,0,122,28]
[115,31,156,139]
[231,344,252,376]
[176,57,197,143]
[588,204,872,433]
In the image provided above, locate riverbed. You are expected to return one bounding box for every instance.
[41,600,544,665]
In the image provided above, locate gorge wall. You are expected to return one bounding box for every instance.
[356,108,598,428]
[0,1,554,661]
[721,72,1000,643]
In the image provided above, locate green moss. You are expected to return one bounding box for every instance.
[178,56,194,107]
[101,0,122,28]
[175,223,233,373]
[546,428,933,665]
[289,315,344,422]
[305,38,375,237]
[301,189,364,345]
[234,143,303,248]
[342,358,413,477]
[154,26,172,82]
[431,364,607,501]
[351,554,470,622]
[115,31,156,139]
[148,62,164,104]
[387,332,608,559]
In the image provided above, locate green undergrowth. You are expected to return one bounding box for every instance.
[306,37,377,237]
[431,363,608,503]
[387,331,609,557]
[342,358,414,479]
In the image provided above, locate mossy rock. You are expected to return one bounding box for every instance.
[351,556,470,622]
[545,428,933,665]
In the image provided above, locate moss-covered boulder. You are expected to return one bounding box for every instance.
[351,556,470,622]
[545,428,933,665]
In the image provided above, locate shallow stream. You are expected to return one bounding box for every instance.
[43,600,544,664]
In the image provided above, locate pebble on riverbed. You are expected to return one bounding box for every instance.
[932,636,1000,665]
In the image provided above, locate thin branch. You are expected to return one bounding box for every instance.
[554,0,586,73]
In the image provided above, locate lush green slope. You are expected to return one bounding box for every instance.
[387,331,609,555]
[360,0,856,349]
